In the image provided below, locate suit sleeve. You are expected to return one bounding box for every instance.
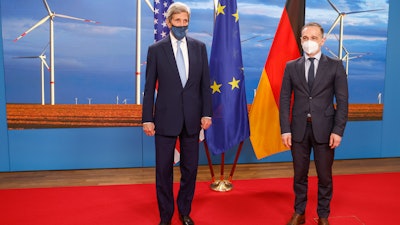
[279,62,293,134]
[332,60,349,136]
[200,42,213,117]
[142,46,157,123]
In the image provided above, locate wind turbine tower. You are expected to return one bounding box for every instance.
[14,0,99,105]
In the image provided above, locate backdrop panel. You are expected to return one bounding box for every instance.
[8,127,142,171]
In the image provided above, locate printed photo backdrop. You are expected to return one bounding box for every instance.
[1,0,389,129]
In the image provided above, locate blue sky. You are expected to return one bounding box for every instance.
[1,0,389,104]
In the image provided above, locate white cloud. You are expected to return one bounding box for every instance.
[307,0,388,28]
[238,3,283,18]
[326,34,387,41]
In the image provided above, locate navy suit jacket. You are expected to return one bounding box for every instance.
[280,54,349,143]
[142,36,212,136]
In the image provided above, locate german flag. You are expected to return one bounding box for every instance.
[249,0,305,159]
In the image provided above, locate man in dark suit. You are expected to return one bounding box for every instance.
[280,22,348,225]
[142,2,212,225]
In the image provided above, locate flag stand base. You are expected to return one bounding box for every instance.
[210,179,233,192]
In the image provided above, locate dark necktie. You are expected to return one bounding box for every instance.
[308,57,315,90]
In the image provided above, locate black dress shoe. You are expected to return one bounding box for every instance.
[158,221,171,225]
[179,215,194,225]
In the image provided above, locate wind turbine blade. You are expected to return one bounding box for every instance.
[42,0,52,16]
[342,45,349,54]
[40,56,50,70]
[144,0,154,12]
[40,42,50,55]
[346,9,385,15]
[324,46,338,58]
[326,16,341,37]
[55,13,100,24]
[13,15,50,42]
[348,52,370,60]
[327,0,340,14]
[257,37,274,42]
[241,35,260,42]
[14,56,40,59]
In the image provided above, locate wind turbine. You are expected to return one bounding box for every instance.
[14,0,99,105]
[342,45,370,75]
[378,93,382,104]
[324,45,369,75]
[14,45,50,105]
[326,0,383,60]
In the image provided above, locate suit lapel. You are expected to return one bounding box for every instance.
[161,36,177,72]
[296,57,308,91]
[313,54,328,89]
[186,37,195,87]
[160,36,184,89]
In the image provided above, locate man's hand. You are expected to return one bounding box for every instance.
[201,117,212,130]
[281,133,292,148]
[329,133,342,149]
[143,122,155,136]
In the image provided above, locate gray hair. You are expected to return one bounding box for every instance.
[166,2,191,22]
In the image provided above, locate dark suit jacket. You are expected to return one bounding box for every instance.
[280,54,348,143]
[142,36,212,136]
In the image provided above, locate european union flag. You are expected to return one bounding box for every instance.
[205,0,250,155]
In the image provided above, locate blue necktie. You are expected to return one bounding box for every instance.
[308,57,315,90]
[176,40,186,87]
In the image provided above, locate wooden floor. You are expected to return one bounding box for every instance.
[1,158,399,189]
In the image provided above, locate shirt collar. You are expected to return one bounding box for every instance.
[170,33,186,44]
[305,51,322,61]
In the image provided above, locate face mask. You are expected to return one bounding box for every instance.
[171,25,188,40]
[302,40,319,55]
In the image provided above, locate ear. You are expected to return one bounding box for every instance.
[320,37,326,46]
[166,19,172,29]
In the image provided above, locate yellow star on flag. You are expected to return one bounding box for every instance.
[228,77,240,90]
[232,9,239,22]
[210,81,222,94]
[216,3,226,16]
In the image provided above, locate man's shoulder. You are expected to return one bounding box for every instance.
[286,57,303,66]
[321,54,342,64]
[150,36,170,49]
[186,36,205,46]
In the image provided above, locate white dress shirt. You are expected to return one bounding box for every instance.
[170,34,189,80]
[304,51,322,82]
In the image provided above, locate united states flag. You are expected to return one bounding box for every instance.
[154,0,173,42]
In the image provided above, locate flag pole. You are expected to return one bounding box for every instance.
[210,152,233,192]
[135,0,154,105]
[203,141,216,182]
[228,141,244,182]
[135,0,142,104]
[209,141,244,192]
